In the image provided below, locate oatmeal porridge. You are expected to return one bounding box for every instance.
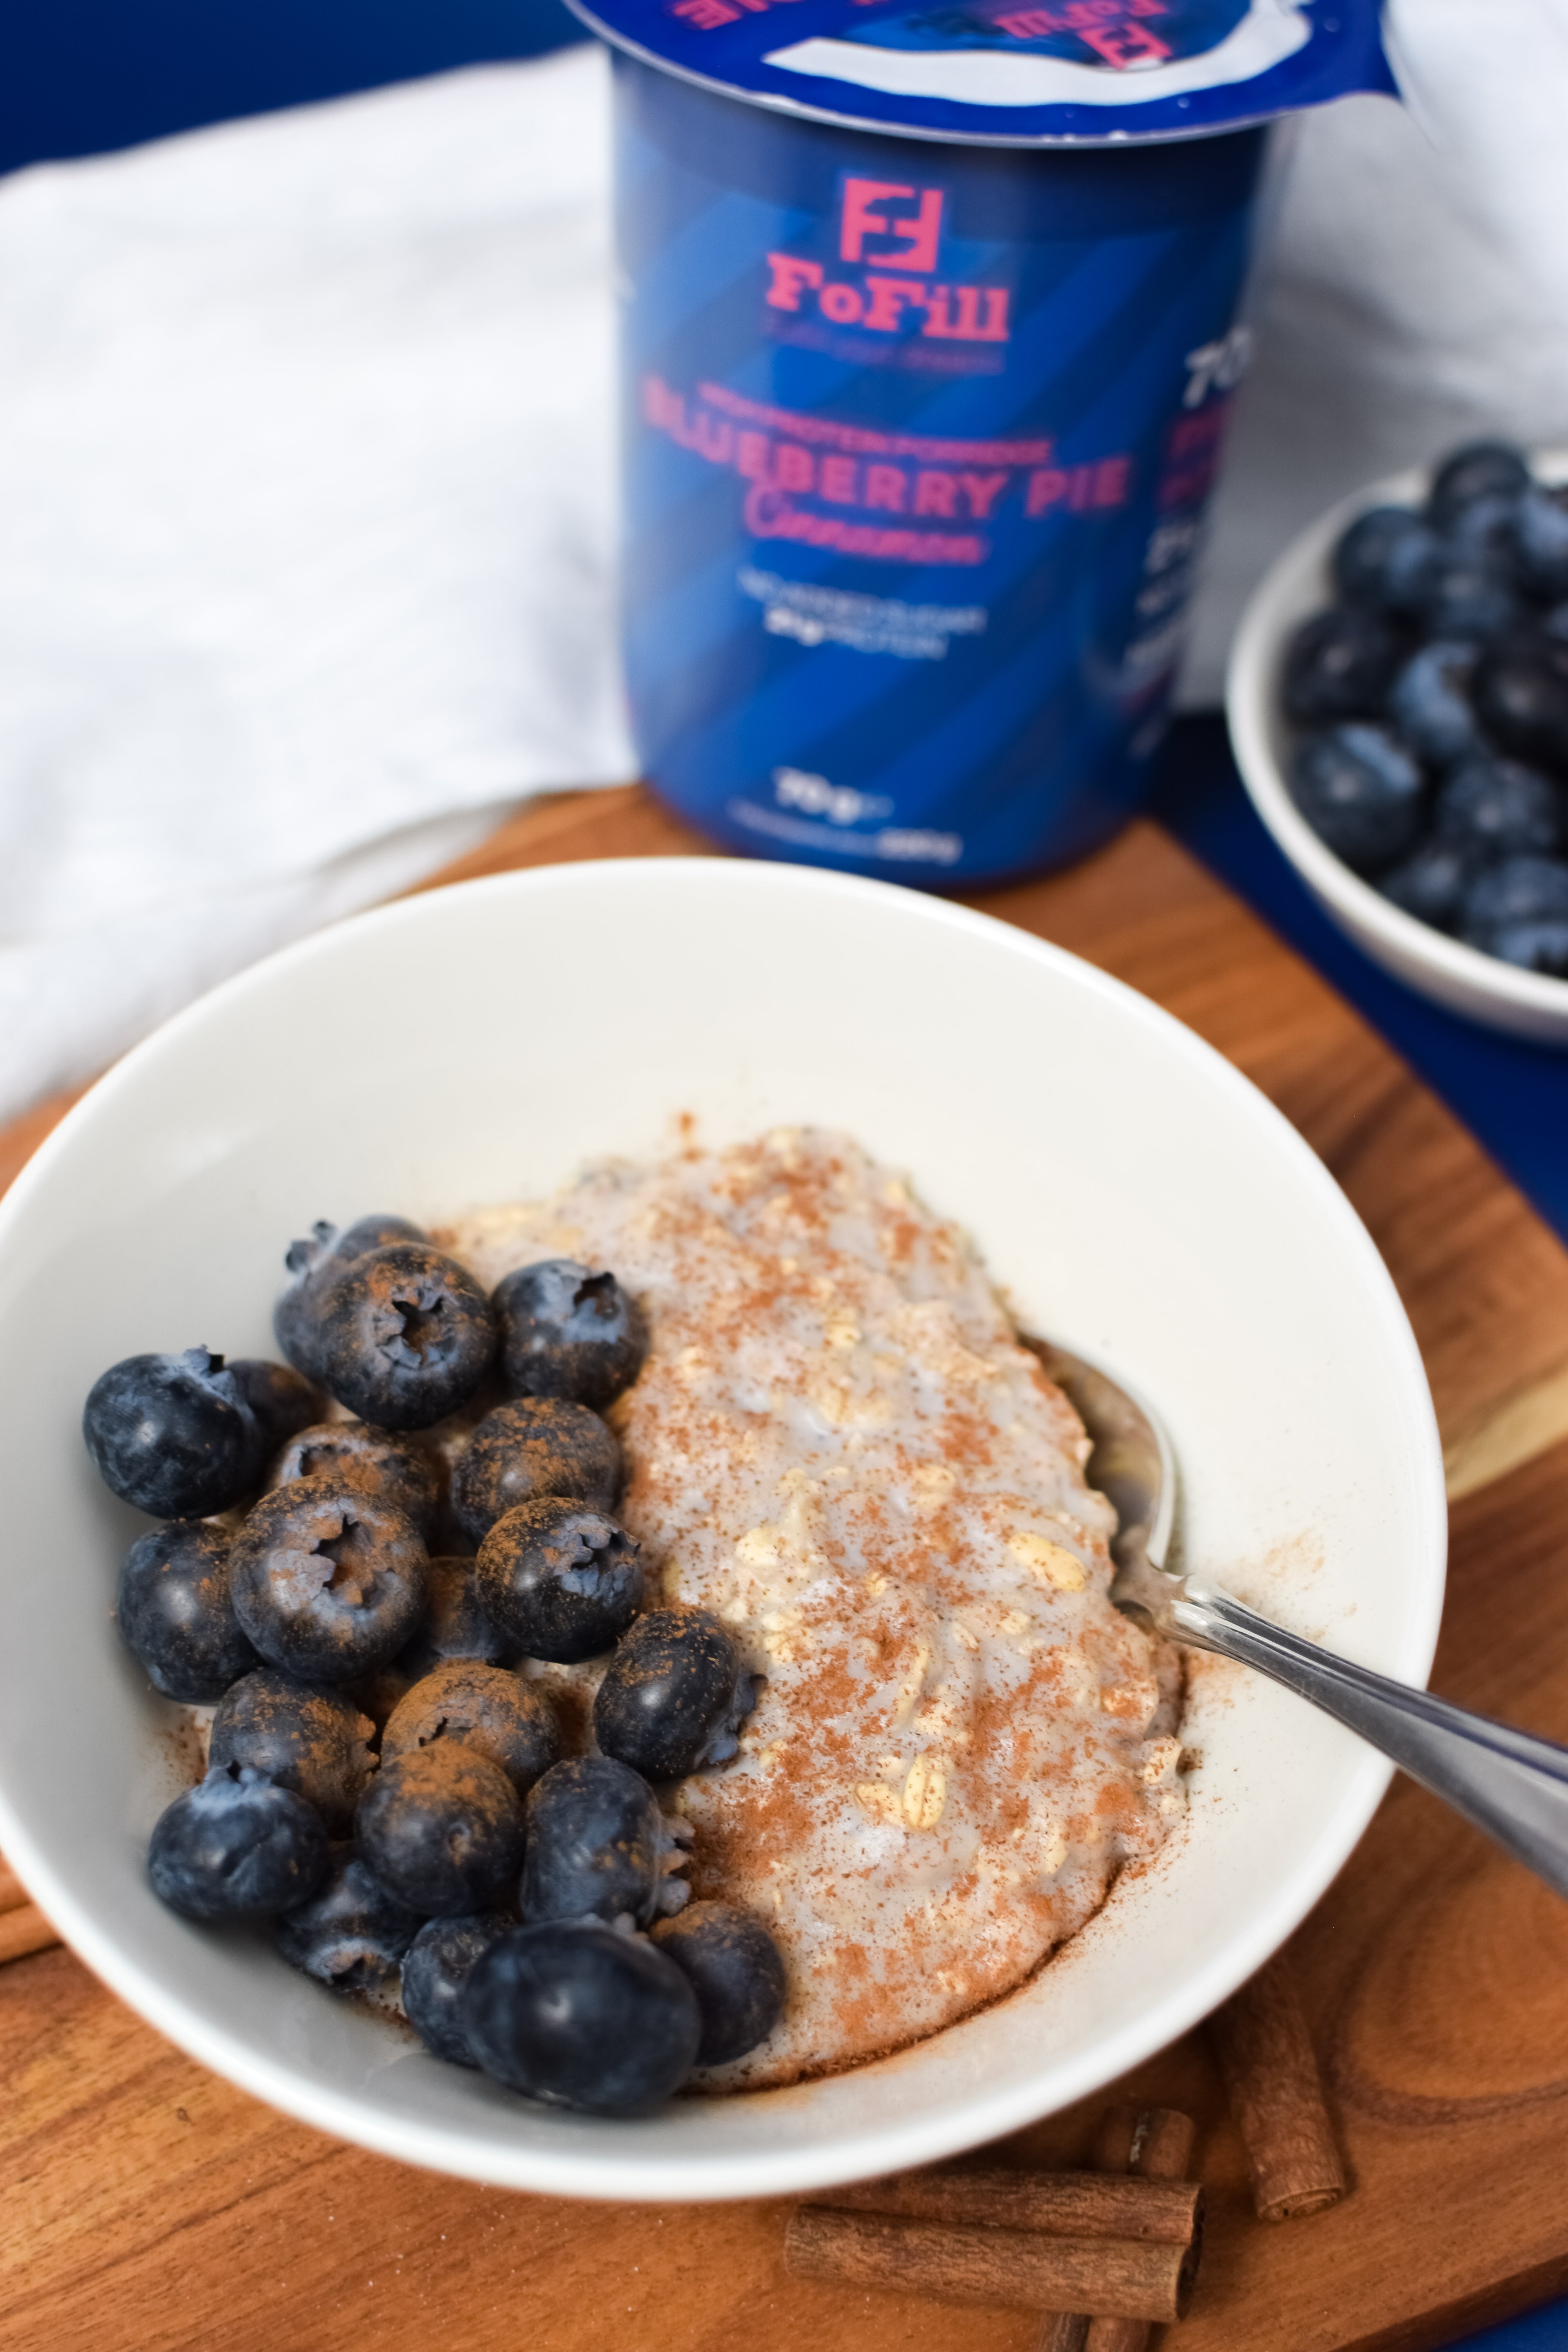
[440,1127,1182,2090]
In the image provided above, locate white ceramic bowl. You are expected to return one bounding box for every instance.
[1227,454,1568,1045]
[0,858,1445,2201]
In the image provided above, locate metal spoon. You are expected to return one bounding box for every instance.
[1030,1338,1568,1902]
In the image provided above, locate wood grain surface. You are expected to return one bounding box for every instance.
[5,784,1568,2352]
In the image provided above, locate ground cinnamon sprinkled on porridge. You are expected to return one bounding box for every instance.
[442,1129,1183,2090]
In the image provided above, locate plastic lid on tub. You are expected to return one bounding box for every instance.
[566,0,1397,145]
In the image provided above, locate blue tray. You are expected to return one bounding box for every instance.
[1152,718,1568,1249]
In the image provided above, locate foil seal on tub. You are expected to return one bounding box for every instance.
[574,0,1396,886]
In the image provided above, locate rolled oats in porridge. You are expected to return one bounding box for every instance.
[438,1127,1183,2091]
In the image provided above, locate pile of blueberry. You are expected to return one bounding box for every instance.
[82,1218,786,2117]
[1281,440,1568,974]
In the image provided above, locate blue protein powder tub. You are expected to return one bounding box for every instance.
[573,0,1395,886]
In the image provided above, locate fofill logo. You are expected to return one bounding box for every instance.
[765,177,1010,346]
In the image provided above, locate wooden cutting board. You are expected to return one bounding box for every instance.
[5,784,1568,2352]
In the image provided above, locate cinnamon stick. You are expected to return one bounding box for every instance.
[1082,2108,1198,2352]
[784,2206,1196,2321]
[824,2165,1200,2244]
[1209,1952,1347,2221]
[0,1905,61,1966]
[1094,2107,1197,2183]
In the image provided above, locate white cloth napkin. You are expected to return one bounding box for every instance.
[1184,0,1568,699]
[0,46,634,1127]
[5,8,1568,1127]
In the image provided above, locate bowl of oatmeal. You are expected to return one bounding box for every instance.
[0,857,1445,2198]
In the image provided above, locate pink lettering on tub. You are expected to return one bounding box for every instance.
[914,472,958,518]
[640,374,1134,561]
[741,484,986,564]
[699,381,1056,466]
[862,276,929,333]
[840,180,944,275]
[1026,457,1133,515]
[766,254,1009,344]
[1156,402,1232,511]
[670,0,806,24]
[762,174,1009,349]
[919,285,1010,343]
[764,255,825,312]
[989,0,1172,52]
[955,471,1009,522]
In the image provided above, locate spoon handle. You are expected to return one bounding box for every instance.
[1171,1580,1568,1901]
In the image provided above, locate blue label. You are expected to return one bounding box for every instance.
[573,0,1393,147]
[616,58,1269,884]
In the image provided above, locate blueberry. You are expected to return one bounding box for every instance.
[1377,839,1473,933]
[267,1421,440,1539]
[1417,557,1521,643]
[1279,607,1406,724]
[1387,641,1484,769]
[116,1520,259,1702]
[1461,855,1568,971]
[1484,919,1568,975]
[398,1556,510,1680]
[1441,491,1522,570]
[493,1260,649,1411]
[1427,440,1532,532]
[149,1763,328,1920]
[1475,631,1568,773]
[356,1744,525,1917]
[274,1216,428,1381]
[1287,725,1426,876]
[334,1214,432,1258]
[208,1668,376,1834]
[274,1844,423,1989]
[83,1347,260,1519]
[342,1665,413,1736]
[521,1757,689,1930]
[225,1359,323,1453]
[317,1244,496,1430]
[476,1499,643,1665]
[401,1914,515,2066]
[593,1607,758,1782]
[1514,486,1568,603]
[1330,505,1440,614]
[274,1224,339,1377]
[450,1398,622,1546]
[1435,755,1563,860]
[382,1661,560,1799]
[228,1476,428,1682]
[651,1901,787,2065]
[461,1922,701,2115]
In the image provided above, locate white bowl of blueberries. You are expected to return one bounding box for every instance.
[1227,439,1568,1043]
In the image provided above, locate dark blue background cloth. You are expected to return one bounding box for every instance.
[0,0,581,174]
[2,15,1566,2344]
[1456,2314,1568,2352]
[1152,718,1568,1249]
